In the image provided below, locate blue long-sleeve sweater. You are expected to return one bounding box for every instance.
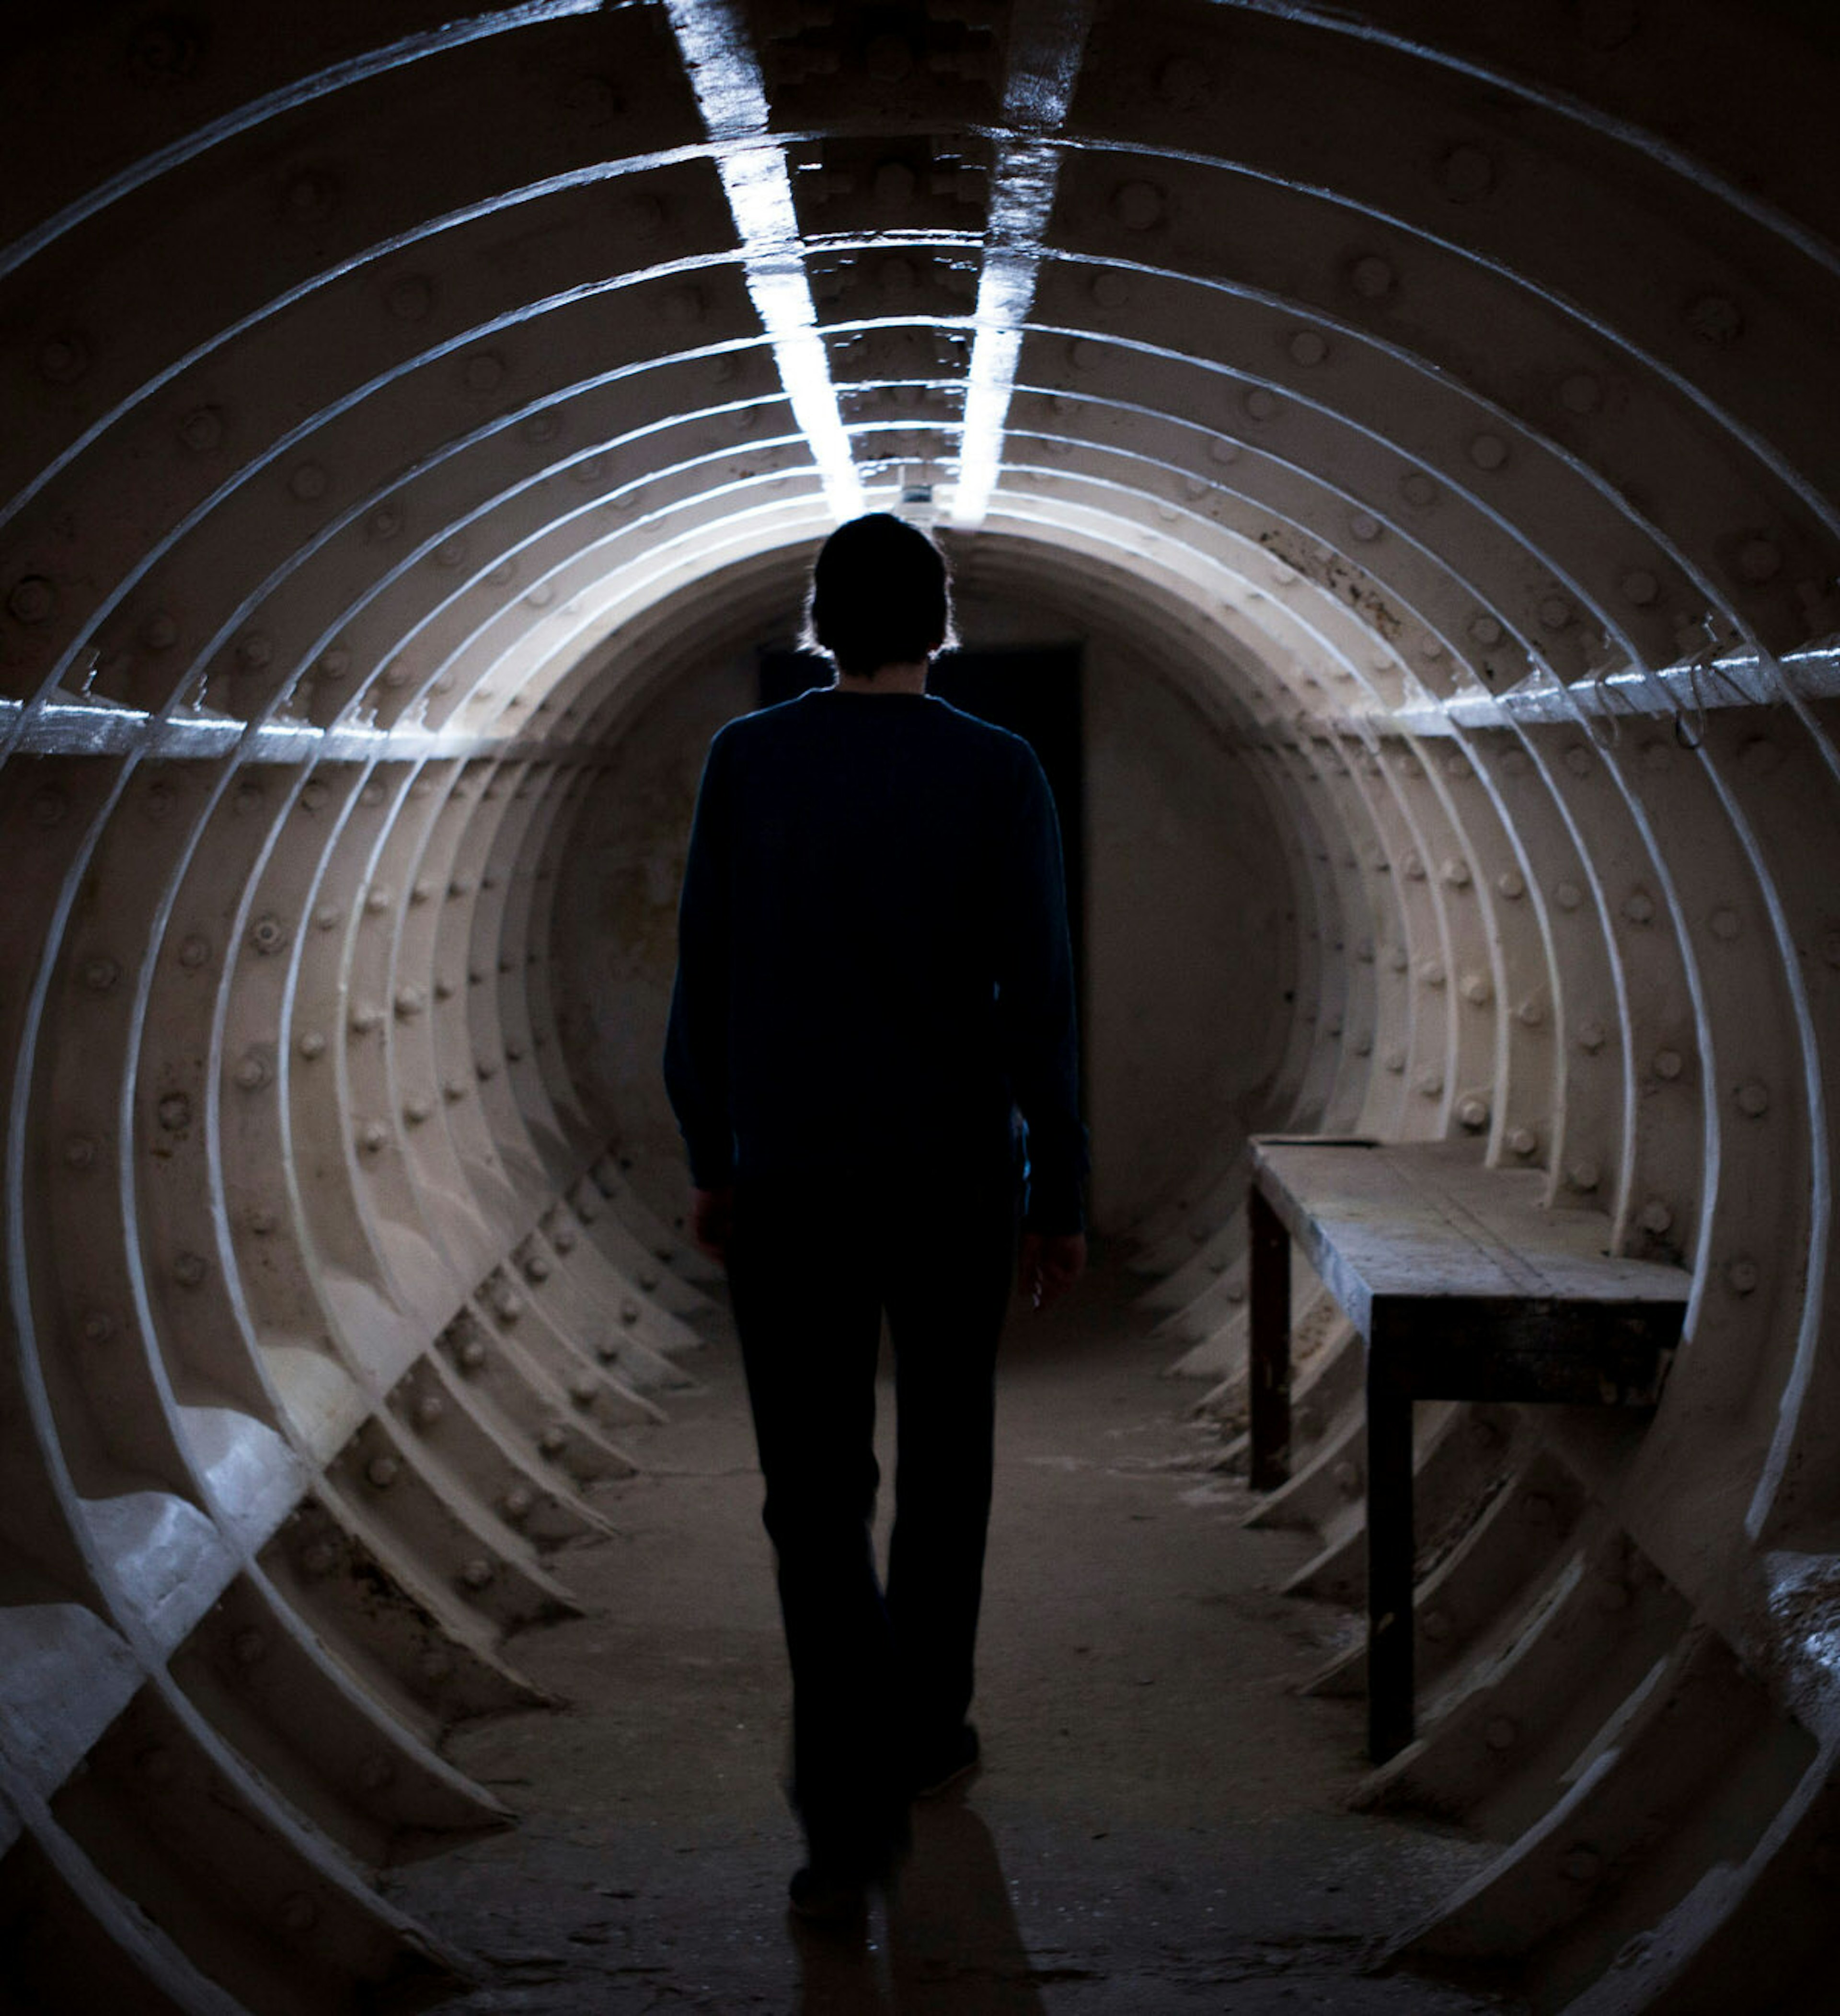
[663,687,1088,1233]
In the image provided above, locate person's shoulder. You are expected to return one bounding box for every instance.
[922,696,1036,766]
[709,690,815,757]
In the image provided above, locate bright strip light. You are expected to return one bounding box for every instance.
[665,0,863,521]
[951,0,1093,529]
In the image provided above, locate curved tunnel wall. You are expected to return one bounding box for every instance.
[1,2,1839,2009]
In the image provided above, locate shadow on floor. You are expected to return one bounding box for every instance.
[793,1797,1046,2015]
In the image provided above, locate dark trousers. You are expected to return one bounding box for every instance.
[726,1175,1017,1867]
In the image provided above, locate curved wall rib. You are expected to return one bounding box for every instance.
[1,2,1839,2010]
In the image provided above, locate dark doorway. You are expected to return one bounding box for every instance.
[755,642,1087,1002]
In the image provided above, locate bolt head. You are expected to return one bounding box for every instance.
[366,1455,400,1489]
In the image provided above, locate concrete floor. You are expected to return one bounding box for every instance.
[385,1247,1525,2014]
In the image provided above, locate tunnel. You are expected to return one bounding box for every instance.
[2,0,1839,2008]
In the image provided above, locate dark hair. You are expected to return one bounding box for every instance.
[804,513,954,677]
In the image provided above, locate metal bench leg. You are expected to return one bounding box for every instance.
[1366,1348,1415,1763]
[1248,1185,1291,1491]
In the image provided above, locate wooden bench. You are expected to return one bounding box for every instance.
[1247,1135,1688,1763]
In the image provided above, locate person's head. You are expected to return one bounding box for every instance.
[804,512,954,678]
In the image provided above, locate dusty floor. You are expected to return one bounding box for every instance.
[386,1247,1524,2013]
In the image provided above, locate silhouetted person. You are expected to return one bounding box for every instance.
[664,512,1088,1921]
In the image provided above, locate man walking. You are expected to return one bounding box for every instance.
[664,512,1087,1920]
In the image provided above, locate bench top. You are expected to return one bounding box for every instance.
[1250,1136,1691,1347]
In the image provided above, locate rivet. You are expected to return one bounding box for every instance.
[1399,471,1438,507]
[434,977,455,1001]
[7,575,58,626]
[539,1425,568,1456]
[1653,1050,1683,1081]
[1384,1048,1407,1074]
[494,1285,521,1322]
[621,1301,641,1327]
[247,1208,277,1237]
[1517,998,1545,1027]
[176,934,211,970]
[525,1253,552,1283]
[1443,859,1472,888]
[249,913,286,955]
[1496,870,1525,899]
[1288,330,1327,367]
[359,1121,389,1155]
[1352,1033,1373,1057]
[502,1485,535,1522]
[394,987,425,1019]
[173,1251,206,1287]
[1244,387,1278,421]
[1562,1847,1603,1884]
[81,1310,115,1344]
[1420,1608,1453,1642]
[477,1058,497,1081]
[318,645,351,680]
[146,781,176,820]
[449,879,473,900]
[178,405,224,453]
[1418,1069,1445,1099]
[232,1627,267,1666]
[1350,255,1394,299]
[276,1893,318,1933]
[366,1455,400,1489]
[1468,432,1508,471]
[141,610,180,652]
[298,1030,326,1061]
[1404,853,1427,882]
[1577,1021,1606,1053]
[1621,569,1658,605]
[1685,295,1742,345]
[1539,597,1572,630]
[505,1039,526,1062]
[1569,1161,1601,1191]
[233,1053,269,1092]
[1622,890,1656,925]
[1735,1081,1770,1117]
[1737,538,1782,584]
[1331,1460,1362,1499]
[386,273,434,321]
[83,956,121,993]
[1500,747,1530,777]
[1469,614,1503,646]
[460,1558,495,1590]
[1506,1127,1538,1157]
[1090,269,1130,309]
[414,1393,444,1429]
[552,1224,577,1255]
[463,351,505,393]
[458,1335,487,1370]
[1710,908,1741,941]
[1484,1717,1518,1752]
[1725,1257,1760,1296]
[1637,1199,1673,1235]
[1113,180,1165,230]
[364,887,391,914]
[1457,1095,1490,1129]
[443,1078,468,1103]
[1564,746,1593,779]
[313,905,342,931]
[403,1099,432,1126]
[1209,436,1240,464]
[63,1134,97,1171]
[419,1649,453,1683]
[570,1376,598,1409]
[1419,960,1446,988]
[158,1092,192,1131]
[349,1006,380,1036]
[639,1270,661,1293]
[1461,973,1491,1006]
[1348,511,1380,542]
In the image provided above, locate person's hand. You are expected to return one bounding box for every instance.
[690,1185,734,1263]
[1019,1231,1086,1312]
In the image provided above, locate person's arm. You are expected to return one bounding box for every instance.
[664,732,737,1251]
[996,750,1090,1303]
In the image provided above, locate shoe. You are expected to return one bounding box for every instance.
[909,1721,980,1798]
[787,1863,871,1925]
